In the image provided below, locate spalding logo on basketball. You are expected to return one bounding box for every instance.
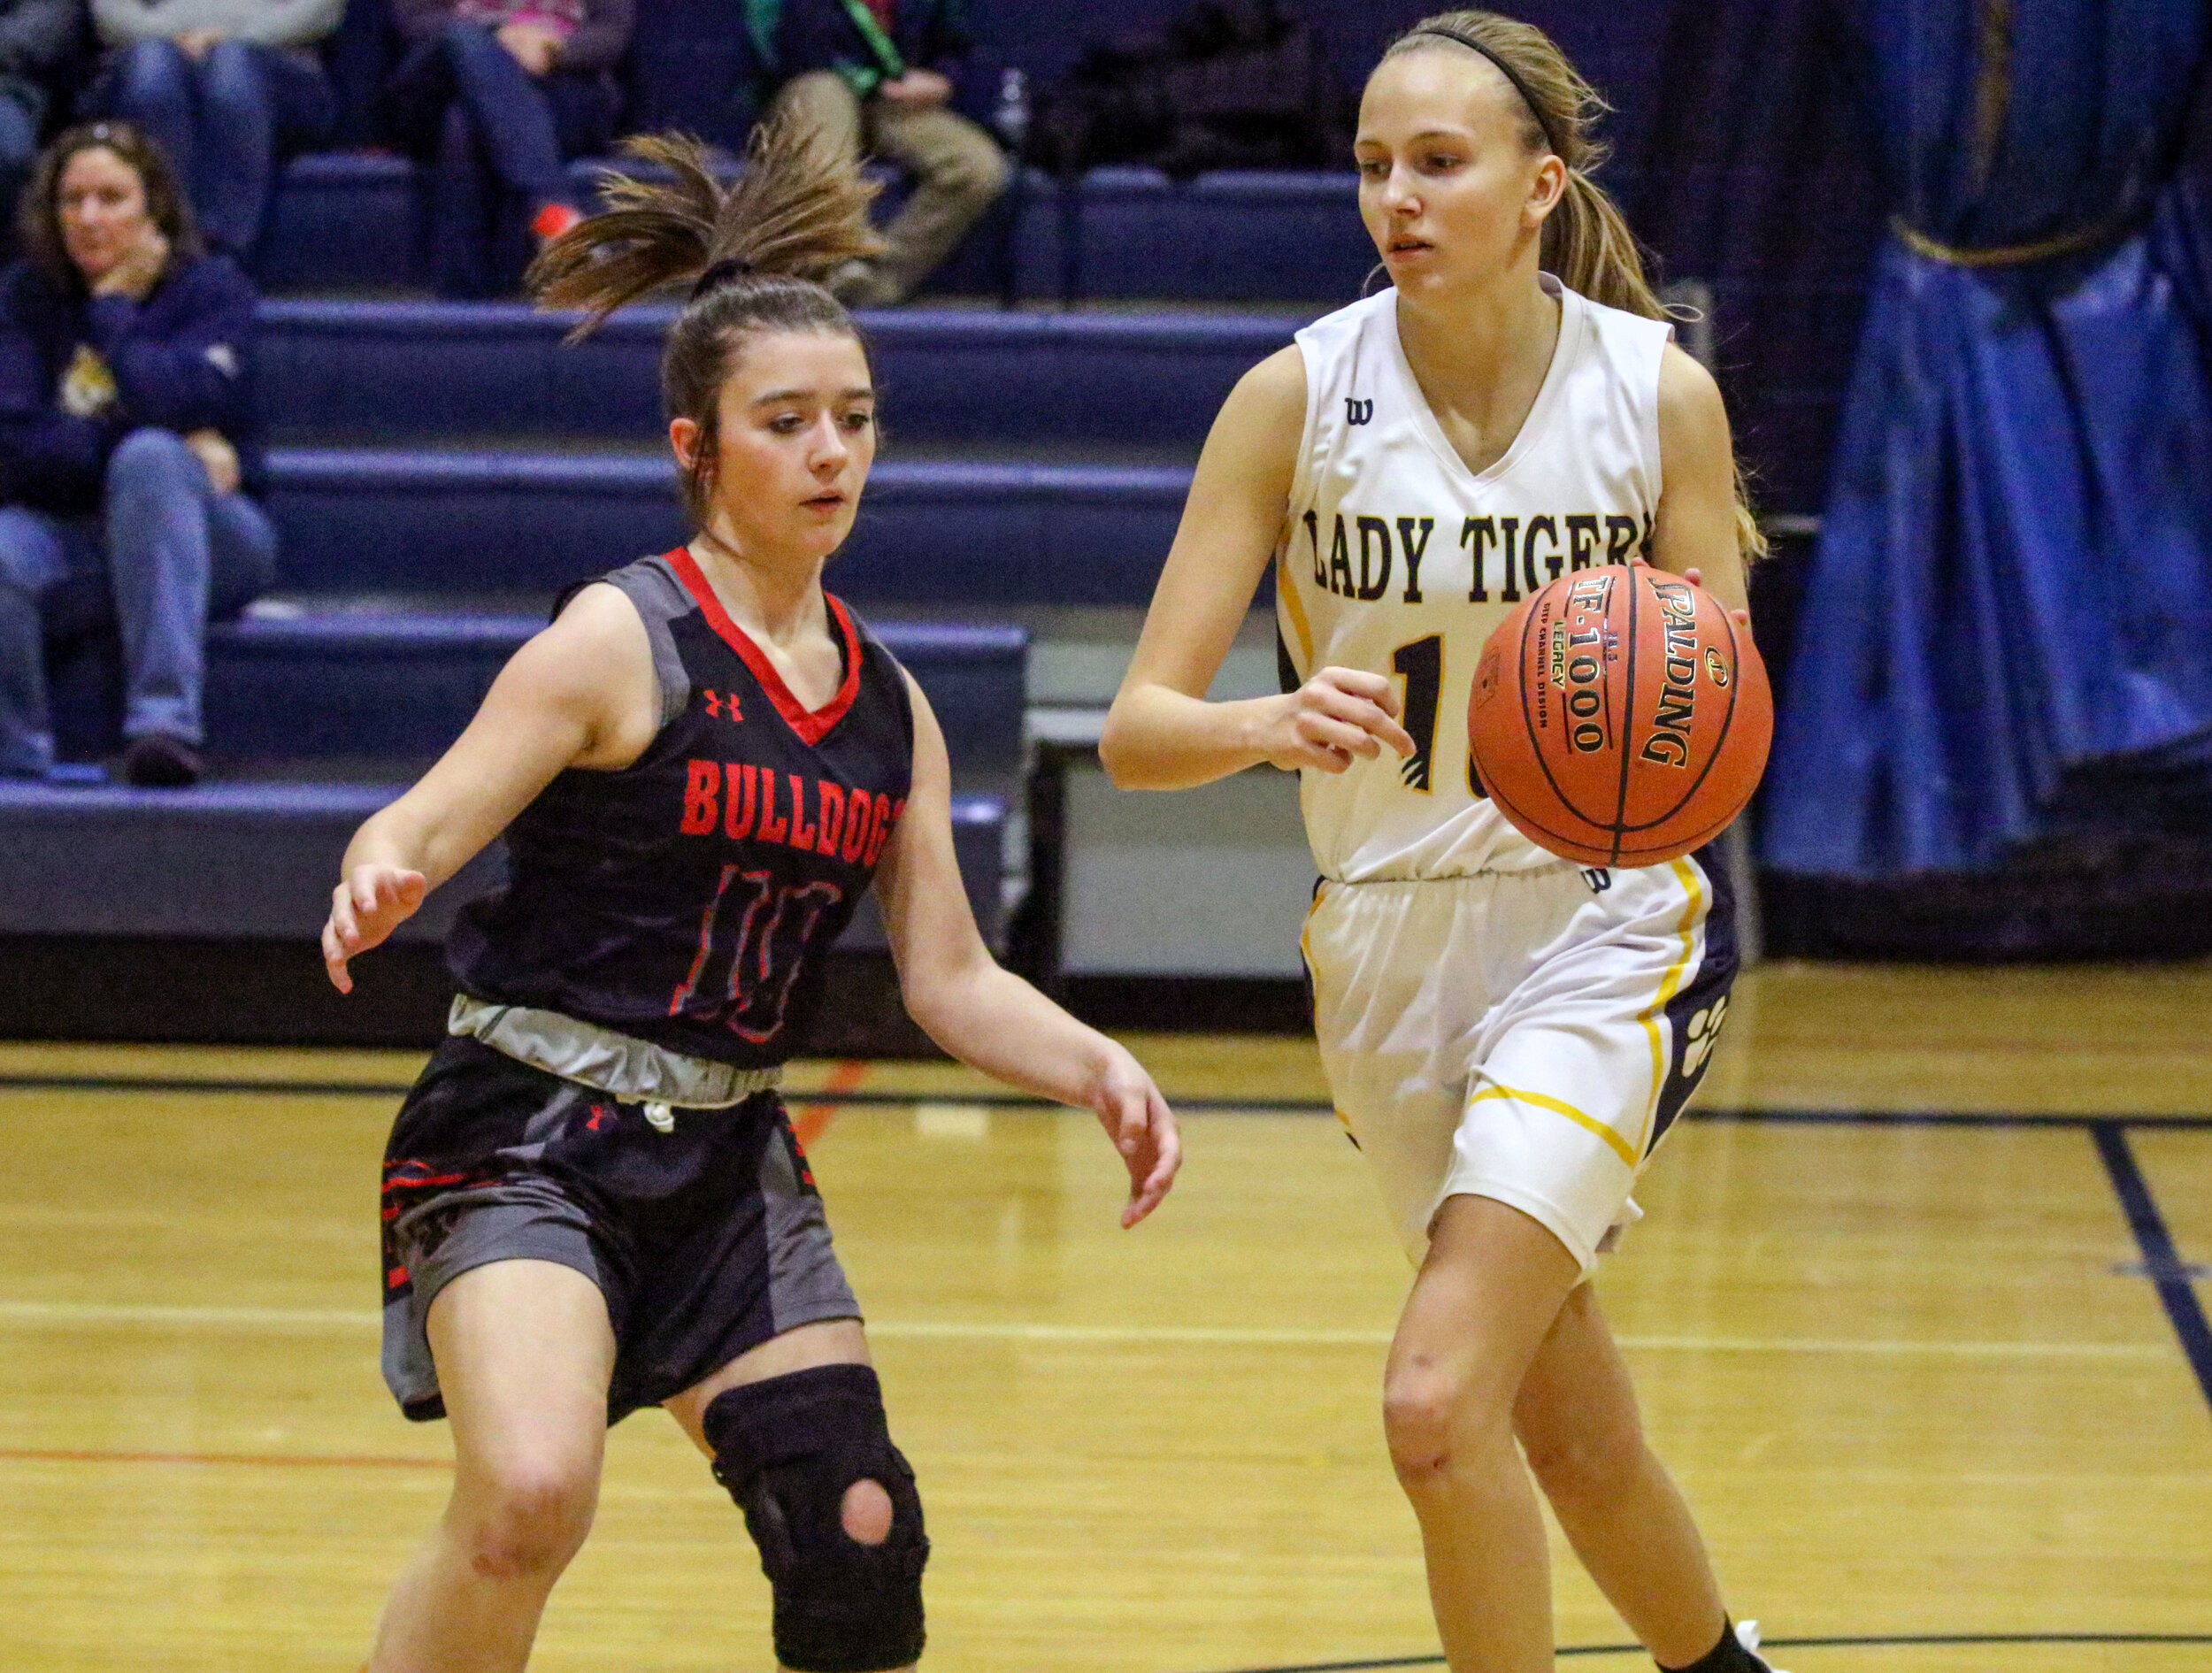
[1467,566,1772,868]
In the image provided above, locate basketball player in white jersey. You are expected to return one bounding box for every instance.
[1103,13,1783,1673]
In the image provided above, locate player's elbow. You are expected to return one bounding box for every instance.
[1096,711,1138,788]
[1097,703,1163,790]
[897,948,995,1053]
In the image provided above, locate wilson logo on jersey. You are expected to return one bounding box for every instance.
[1346,397,1374,425]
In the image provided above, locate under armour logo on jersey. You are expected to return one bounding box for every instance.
[702,688,742,722]
[1346,397,1374,426]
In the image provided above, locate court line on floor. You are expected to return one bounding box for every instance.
[2091,1123,2212,1416]
[0,1301,380,1330]
[869,1323,2175,1359]
[0,1299,2179,1361]
[0,1446,449,1471]
[1206,1635,2212,1672]
[3,1074,2209,1128]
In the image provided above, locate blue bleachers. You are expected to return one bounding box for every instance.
[0,778,1007,950]
[1065,169,1371,303]
[260,449,1189,604]
[243,298,1280,610]
[204,612,1026,797]
[253,150,1371,304]
[15,606,1025,951]
[257,301,1297,445]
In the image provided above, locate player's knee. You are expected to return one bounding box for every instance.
[458,1462,598,1582]
[842,1475,895,1545]
[108,426,200,488]
[1382,1364,1462,1480]
[703,1362,928,1673]
[936,135,1010,206]
[1382,1362,1509,1485]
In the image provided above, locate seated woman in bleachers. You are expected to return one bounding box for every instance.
[0,121,272,787]
[84,0,341,261]
[380,0,634,298]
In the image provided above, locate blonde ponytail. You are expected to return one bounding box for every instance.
[1386,12,1767,559]
[1546,168,1662,318]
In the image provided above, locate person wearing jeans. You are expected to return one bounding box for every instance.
[0,121,273,787]
[86,0,341,259]
[380,0,632,298]
[764,0,1009,305]
[0,429,273,779]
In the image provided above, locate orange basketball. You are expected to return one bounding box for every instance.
[1466,566,1771,868]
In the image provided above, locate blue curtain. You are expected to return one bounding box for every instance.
[1629,0,1885,521]
[1763,0,2212,881]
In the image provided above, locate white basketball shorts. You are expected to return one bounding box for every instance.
[1302,854,1736,1274]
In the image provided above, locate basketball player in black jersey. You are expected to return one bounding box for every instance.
[318,120,1180,1673]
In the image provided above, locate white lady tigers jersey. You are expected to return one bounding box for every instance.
[1276,275,1672,883]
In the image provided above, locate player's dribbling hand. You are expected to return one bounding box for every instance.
[1087,1047,1180,1228]
[1261,666,1417,774]
[322,864,428,994]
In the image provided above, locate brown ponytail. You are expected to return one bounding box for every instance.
[525,115,887,527]
[1383,12,1766,559]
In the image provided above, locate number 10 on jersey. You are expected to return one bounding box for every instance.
[668,867,844,1043]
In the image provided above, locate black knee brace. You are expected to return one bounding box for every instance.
[703,1362,928,1672]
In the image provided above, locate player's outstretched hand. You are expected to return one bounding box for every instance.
[1087,1046,1181,1228]
[1262,666,1417,774]
[323,864,428,994]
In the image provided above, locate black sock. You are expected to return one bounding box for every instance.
[1659,1618,1764,1673]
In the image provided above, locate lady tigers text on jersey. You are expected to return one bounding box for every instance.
[1296,507,1654,604]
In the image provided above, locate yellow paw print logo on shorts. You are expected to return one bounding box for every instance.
[1680,995,1730,1077]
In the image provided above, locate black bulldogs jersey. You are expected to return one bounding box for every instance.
[448,549,914,1069]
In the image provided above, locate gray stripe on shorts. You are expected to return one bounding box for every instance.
[760,1128,861,1334]
[381,1178,605,1418]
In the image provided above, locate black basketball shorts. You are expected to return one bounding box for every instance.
[379,1036,861,1424]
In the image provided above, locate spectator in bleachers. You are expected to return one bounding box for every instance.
[763,0,1008,305]
[84,0,341,259]
[0,121,271,786]
[380,0,633,297]
[0,1,78,249]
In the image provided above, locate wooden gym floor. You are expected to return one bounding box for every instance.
[0,961,2207,1671]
